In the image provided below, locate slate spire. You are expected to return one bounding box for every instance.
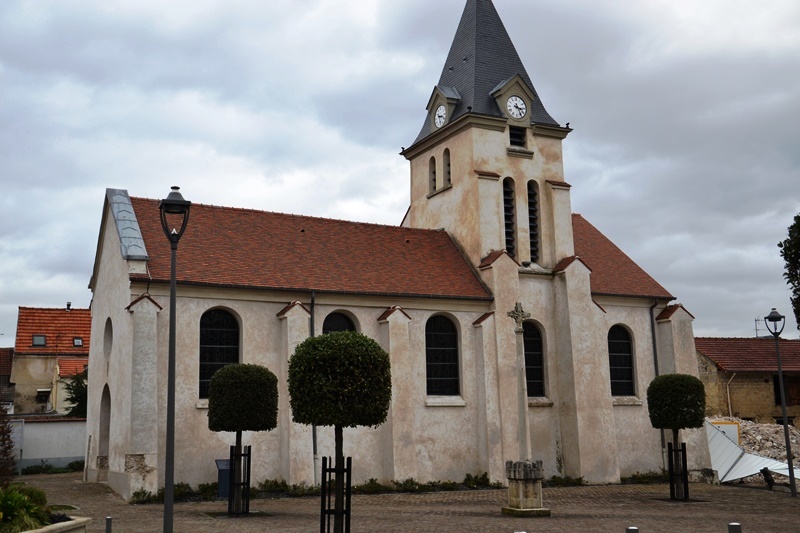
[413,0,559,144]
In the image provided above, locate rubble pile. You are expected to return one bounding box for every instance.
[712,417,800,462]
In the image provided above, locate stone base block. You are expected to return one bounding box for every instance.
[501,506,551,518]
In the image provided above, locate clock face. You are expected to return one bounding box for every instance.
[506,95,527,119]
[434,105,447,128]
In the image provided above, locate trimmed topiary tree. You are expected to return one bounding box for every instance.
[647,373,705,500]
[289,331,391,533]
[208,363,278,514]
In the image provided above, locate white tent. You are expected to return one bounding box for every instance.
[706,420,800,482]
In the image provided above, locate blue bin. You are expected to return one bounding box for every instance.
[215,459,230,498]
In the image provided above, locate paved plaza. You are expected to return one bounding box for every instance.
[21,472,800,532]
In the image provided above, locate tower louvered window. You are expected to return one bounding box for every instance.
[429,156,437,193]
[444,149,452,187]
[199,309,239,399]
[528,181,539,262]
[503,178,516,258]
[608,325,635,396]
[523,322,545,397]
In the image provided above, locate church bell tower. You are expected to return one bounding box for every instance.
[401,0,573,270]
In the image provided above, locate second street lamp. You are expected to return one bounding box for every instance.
[159,186,191,531]
[764,307,797,497]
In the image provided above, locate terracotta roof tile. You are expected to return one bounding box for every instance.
[572,214,673,300]
[129,198,492,301]
[695,337,800,372]
[479,250,507,269]
[58,357,88,378]
[0,349,13,376]
[14,307,91,356]
[656,304,695,321]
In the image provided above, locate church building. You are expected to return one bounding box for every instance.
[85,0,707,499]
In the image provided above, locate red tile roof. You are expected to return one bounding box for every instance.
[129,198,492,301]
[58,357,88,378]
[0,348,13,375]
[656,304,695,321]
[14,307,91,356]
[572,214,673,300]
[695,337,800,372]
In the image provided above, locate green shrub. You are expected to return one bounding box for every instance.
[0,488,48,532]
[646,374,705,431]
[197,482,218,501]
[129,489,158,504]
[20,460,71,475]
[393,478,424,492]
[257,478,290,494]
[286,482,318,497]
[543,475,584,487]
[621,470,669,484]
[67,460,85,472]
[352,478,393,495]
[208,364,278,433]
[11,485,46,507]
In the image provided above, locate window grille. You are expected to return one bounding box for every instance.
[608,326,634,396]
[527,181,539,262]
[425,315,459,396]
[199,309,239,399]
[509,126,526,147]
[523,322,545,397]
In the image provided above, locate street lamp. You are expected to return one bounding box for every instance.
[764,308,797,497]
[159,186,191,531]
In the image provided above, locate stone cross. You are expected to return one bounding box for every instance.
[508,302,530,461]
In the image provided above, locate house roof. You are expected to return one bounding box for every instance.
[128,197,493,301]
[572,214,674,300]
[413,0,559,144]
[58,357,88,378]
[695,337,800,372]
[14,307,91,356]
[0,348,12,376]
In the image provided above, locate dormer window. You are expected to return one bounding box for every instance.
[32,335,46,347]
[73,337,83,347]
[509,126,526,147]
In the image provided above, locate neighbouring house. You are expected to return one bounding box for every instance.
[85,0,708,500]
[696,337,800,425]
[0,348,15,413]
[12,305,91,414]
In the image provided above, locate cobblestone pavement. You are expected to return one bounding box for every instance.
[20,473,800,532]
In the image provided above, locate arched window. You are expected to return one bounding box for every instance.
[429,156,437,194]
[527,181,539,263]
[503,178,516,258]
[443,148,452,187]
[199,309,240,399]
[322,312,356,334]
[425,315,459,396]
[608,325,634,396]
[523,322,544,397]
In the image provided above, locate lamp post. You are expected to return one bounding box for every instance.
[159,186,191,531]
[764,308,797,497]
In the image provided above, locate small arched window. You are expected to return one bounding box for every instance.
[322,312,356,334]
[429,156,437,194]
[527,181,539,263]
[503,178,516,259]
[608,325,634,396]
[523,322,544,397]
[425,315,459,396]
[199,309,240,399]
[443,148,452,187]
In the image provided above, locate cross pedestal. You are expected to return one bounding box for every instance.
[501,460,550,517]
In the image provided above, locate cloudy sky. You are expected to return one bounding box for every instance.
[1,0,798,347]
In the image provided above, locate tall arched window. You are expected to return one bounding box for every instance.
[503,178,516,258]
[443,148,452,187]
[608,325,634,396]
[523,322,544,397]
[527,181,539,263]
[322,312,356,334]
[199,309,240,399]
[425,315,459,396]
[429,156,437,193]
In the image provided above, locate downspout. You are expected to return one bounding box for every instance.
[310,291,319,486]
[726,373,737,418]
[650,299,666,468]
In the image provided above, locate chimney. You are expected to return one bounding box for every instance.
[66,302,71,311]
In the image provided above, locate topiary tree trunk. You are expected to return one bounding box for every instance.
[288,331,391,533]
[208,363,278,515]
[647,373,705,500]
